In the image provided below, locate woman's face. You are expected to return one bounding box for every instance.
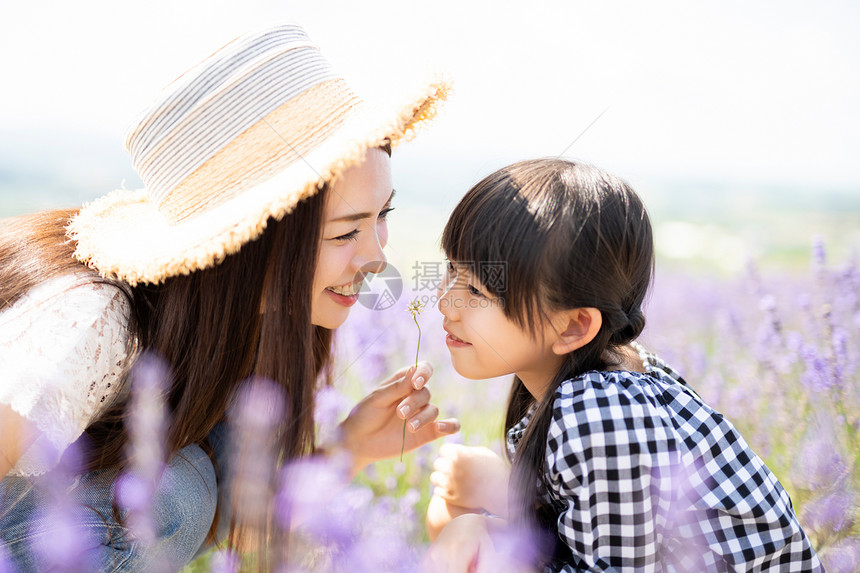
[311,148,393,329]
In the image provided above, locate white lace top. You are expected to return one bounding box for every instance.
[0,274,133,477]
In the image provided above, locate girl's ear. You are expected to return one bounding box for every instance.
[551,308,602,356]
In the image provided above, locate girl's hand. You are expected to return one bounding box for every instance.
[337,362,459,476]
[431,444,510,518]
[422,514,495,573]
[426,491,483,541]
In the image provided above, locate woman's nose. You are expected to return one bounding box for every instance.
[357,226,387,274]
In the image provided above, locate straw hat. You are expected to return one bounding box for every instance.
[67,24,449,286]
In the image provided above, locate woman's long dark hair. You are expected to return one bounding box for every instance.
[0,187,331,551]
[441,158,654,564]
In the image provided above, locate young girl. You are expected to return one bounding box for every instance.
[424,159,822,572]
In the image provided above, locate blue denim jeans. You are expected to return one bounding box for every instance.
[0,443,217,572]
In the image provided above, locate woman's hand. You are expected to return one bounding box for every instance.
[431,444,510,518]
[423,513,495,573]
[337,362,459,476]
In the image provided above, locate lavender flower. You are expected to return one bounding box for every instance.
[821,537,860,573]
[116,352,169,549]
[314,386,352,446]
[0,545,13,573]
[801,489,856,535]
[31,441,100,572]
[226,377,286,567]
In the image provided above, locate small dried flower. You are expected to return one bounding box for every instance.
[407,299,425,317]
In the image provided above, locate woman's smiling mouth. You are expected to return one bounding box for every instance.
[325,280,363,306]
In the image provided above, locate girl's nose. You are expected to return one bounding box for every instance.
[437,273,459,318]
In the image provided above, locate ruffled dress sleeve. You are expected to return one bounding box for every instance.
[0,274,133,477]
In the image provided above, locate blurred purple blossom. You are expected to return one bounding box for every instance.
[0,545,12,573]
[821,537,860,573]
[31,441,100,572]
[314,386,352,445]
[794,436,849,491]
[116,352,169,546]
[276,455,350,535]
[801,489,856,535]
[208,549,241,573]
[800,343,836,392]
[228,378,286,530]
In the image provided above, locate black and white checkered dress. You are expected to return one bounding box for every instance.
[506,346,823,572]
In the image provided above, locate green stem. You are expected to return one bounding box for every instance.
[400,419,407,462]
[401,315,422,462]
[414,315,422,367]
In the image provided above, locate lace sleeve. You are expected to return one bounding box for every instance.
[0,274,133,477]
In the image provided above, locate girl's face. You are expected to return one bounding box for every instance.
[437,261,565,395]
[311,148,393,329]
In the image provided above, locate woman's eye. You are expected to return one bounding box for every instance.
[378,207,394,221]
[467,284,485,298]
[446,260,455,274]
[333,229,360,242]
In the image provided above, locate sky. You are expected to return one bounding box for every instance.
[2,0,859,185]
[1,0,859,268]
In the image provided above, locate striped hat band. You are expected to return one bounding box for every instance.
[126,26,354,224]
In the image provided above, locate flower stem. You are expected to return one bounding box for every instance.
[401,315,422,462]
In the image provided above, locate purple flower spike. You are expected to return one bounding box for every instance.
[209,549,242,573]
[799,343,835,392]
[31,443,100,572]
[0,544,15,573]
[314,386,352,444]
[812,235,827,269]
[801,489,856,535]
[33,502,100,572]
[234,377,286,429]
[276,456,347,530]
[229,378,286,531]
[822,537,860,573]
[119,352,171,545]
[795,437,847,490]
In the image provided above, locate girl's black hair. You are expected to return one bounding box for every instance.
[441,158,654,563]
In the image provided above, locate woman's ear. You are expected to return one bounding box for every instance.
[550,308,602,356]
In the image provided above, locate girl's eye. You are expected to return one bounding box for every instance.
[332,229,360,242]
[446,260,455,274]
[467,284,485,298]
[378,207,394,221]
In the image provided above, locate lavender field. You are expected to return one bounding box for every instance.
[2,240,857,572]
[275,238,859,572]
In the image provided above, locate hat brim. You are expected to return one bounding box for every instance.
[68,78,449,286]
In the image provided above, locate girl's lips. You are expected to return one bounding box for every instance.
[445,332,472,348]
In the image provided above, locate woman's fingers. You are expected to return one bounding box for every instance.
[433,418,461,435]
[410,361,434,390]
[371,362,434,407]
[397,387,431,419]
[405,403,439,432]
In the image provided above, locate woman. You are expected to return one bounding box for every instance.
[0,24,455,571]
